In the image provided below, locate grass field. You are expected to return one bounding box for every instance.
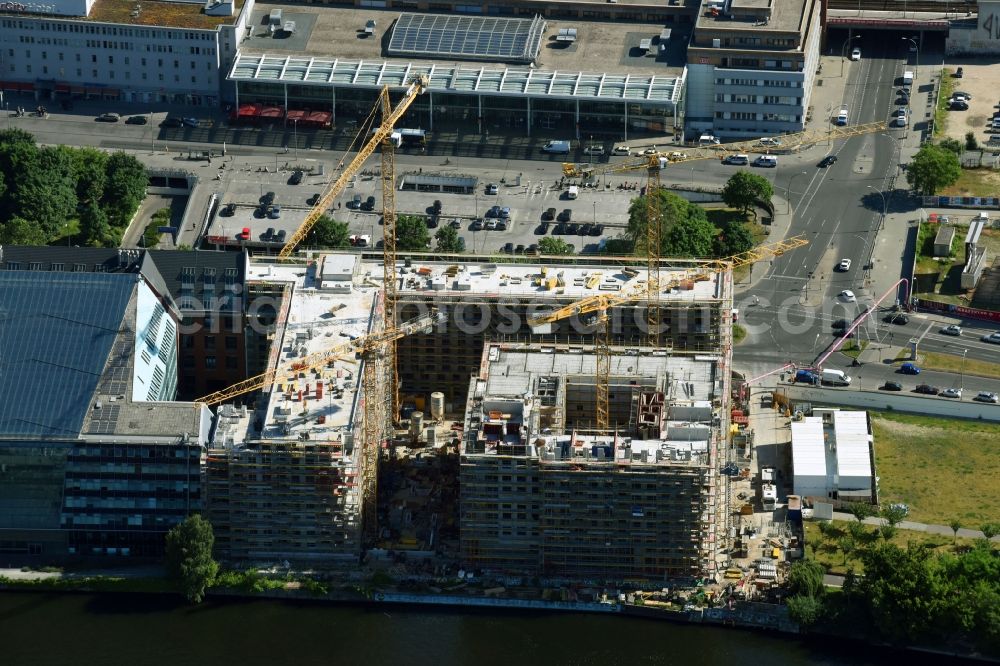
[939,167,1000,198]
[870,413,1000,526]
[911,350,1000,379]
[933,68,954,138]
[803,520,985,576]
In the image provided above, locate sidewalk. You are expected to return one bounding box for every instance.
[829,512,1000,541]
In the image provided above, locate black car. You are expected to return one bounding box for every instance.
[542,207,557,221]
[275,230,287,243]
[832,318,849,329]
[590,224,604,236]
[881,381,903,391]
[885,312,909,325]
[161,117,183,128]
[578,223,592,236]
[553,223,567,235]
[260,191,276,206]
[289,170,304,185]
[502,242,514,254]
[915,384,940,395]
[951,100,969,111]
[538,222,550,235]
[818,155,838,167]
[96,113,120,122]
[527,244,539,255]
[125,115,148,125]
[261,227,275,241]
[515,244,525,254]
[449,218,462,229]
[956,66,963,78]
[470,219,484,231]
[222,203,236,216]
[361,195,376,211]
[426,216,439,229]
[486,205,501,218]
[307,193,321,206]
[495,220,507,231]
[558,209,573,222]
[567,223,580,235]
[431,199,443,214]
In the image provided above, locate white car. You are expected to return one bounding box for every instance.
[838,290,857,302]
[974,391,999,403]
[612,146,631,155]
[941,387,963,399]
[642,147,659,155]
[484,220,498,230]
[941,324,962,336]
[583,145,605,156]
[851,47,861,60]
[982,332,1000,344]
[668,151,689,160]
[837,259,852,271]
[759,137,782,147]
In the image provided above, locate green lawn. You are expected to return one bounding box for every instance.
[733,324,747,344]
[871,413,1000,526]
[50,218,81,246]
[913,227,1000,304]
[840,339,868,359]
[899,350,1000,380]
[934,68,954,137]
[939,167,1000,198]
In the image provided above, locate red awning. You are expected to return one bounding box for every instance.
[259,106,284,119]
[17,82,35,91]
[85,87,102,95]
[237,103,262,117]
[55,83,71,93]
[70,85,86,94]
[286,109,306,121]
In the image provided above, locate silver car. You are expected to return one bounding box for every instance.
[974,391,999,403]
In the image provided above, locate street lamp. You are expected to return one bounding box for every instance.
[902,37,919,83]
[786,171,808,215]
[292,118,299,160]
[961,349,968,392]
[840,34,862,77]
[867,185,888,219]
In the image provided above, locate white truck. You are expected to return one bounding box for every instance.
[760,466,777,511]
[821,368,852,386]
[542,140,571,154]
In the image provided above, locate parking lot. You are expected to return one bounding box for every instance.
[937,60,999,147]
[205,159,639,253]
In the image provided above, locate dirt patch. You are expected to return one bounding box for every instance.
[938,59,1000,147]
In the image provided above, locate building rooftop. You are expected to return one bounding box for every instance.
[463,343,721,465]
[790,416,826,478]
[234,4,687,101]
[695,0,809,34]
[216,261,382,446]
[0,246,142,274]
[0,271,136,438]
[832,410,872,483]
[85,0,245,30]
[142,249,248,315]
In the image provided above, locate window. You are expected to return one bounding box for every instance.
[182,355,195,368]
[225,336,237,351]
[205,356,217,370]
[204,336,216,351]
[225,357,238,370]
[91,54,96,62]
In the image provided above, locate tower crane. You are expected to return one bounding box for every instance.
[559,120,887,349]
[526,237,809,431]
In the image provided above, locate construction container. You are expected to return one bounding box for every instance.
[430,391,445,420]
[410,411,424,438]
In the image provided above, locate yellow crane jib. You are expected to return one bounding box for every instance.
[278,75,428,259]
[195,310,443,406]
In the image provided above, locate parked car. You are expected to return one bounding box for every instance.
[526,244,539,255]
[449,218,462,229]
[818,155,838,167]
[950,100,969,111]
[307,193,321,206]
[262,227,275,241]
[485,183,498,195]
[502,242,514,253]
[515,244,525,254]
[181,117,199,128]
[537,222,550,235]
[268,205,281,219]
[426,216,439,229]
[974,391,999,403]
[881,381,903,391]
[260,191,276,206]
[495,220,507,231]
[941,324,962,336]
[567,223,580,235]
[96,112,120,122]
[583,145,605,156]
[558,209,573,222]
[222,203,236,216]
[612,146,631,155]
[542,207,557,221]
[553,223,567,235]
[498,206,511,219]
[915,384,940,395]
[579,223,593,236]
[941,387,963,399]
[590,224,604,236]
[361,195,376,211]
[470,219,484,231]
[125,115,148,125]
[431,199,443,214]
[486,205,501,218]
[485,219,498,231]
[347,194,362,210]
[238,227,250,240]
[900,362,921,375]
[289,170,303,185]
[160,117,182,128]
[956,66,964,78]
[275,230,287,243]
[952,91,972,99]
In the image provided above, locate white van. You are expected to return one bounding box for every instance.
[836,106,849,126]
[699,134,721,146]
[566,185,579,199]
[754,155,778,168]
[821,369,852,386]
[723,153,749,165]
[902,70,914,85]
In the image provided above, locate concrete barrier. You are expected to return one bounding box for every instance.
[780,384,1000,422]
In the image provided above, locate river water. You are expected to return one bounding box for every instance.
[0,592,958,666]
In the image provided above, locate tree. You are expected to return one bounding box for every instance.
[626,189,709,255]
[79,203,115,247]
[538,236,574,255]
[965,132,979,151]
[722,171,773,216]
[845,501,875,524]
[787,594,825,627]
[311,215,350,249]
[164,514,219,604]
[396,214,430,251]
[881,504,909,529]
[12,146,78,241]
[434,224,464,253]
[599,238,634,255]
[786,559,826,598]
[713,221,754,258]
[0,215,47,245]
[102,152,148,228]
[839,534,857,565]
[950,519,963,544]
[906,143,961,195]
[938,137,963,154]
[661,215,715,257]
[980,523,999,540]
[855,542,946,642]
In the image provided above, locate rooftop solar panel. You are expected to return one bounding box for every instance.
[388,13,546,63]
[0,272,134,438]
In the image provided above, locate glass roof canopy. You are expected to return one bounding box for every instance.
[230,53,685,105]
[387,13,546,64]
